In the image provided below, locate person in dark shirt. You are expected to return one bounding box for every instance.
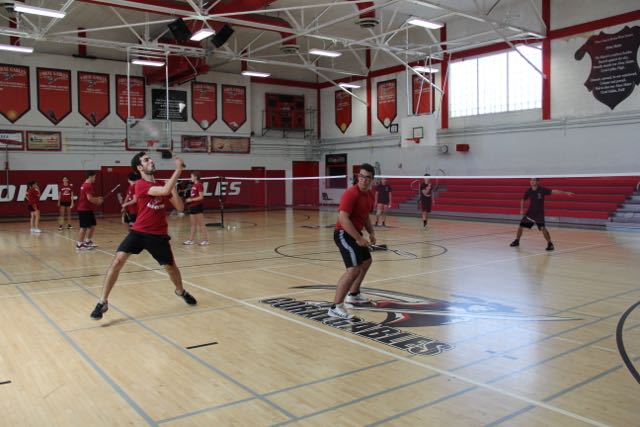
[419,174,433,229]
[510,178,574,251]
[374,178,392,227]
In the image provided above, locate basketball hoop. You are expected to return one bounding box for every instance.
[146,139,159,147]
[405,137,421,145]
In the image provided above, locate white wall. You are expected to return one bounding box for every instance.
[317,4,640,178]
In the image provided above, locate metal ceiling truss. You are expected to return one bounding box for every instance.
[0,0,545,84]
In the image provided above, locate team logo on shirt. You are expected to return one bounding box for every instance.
[146,197,165,210]
[260,286,579,356]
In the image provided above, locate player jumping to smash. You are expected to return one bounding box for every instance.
[90,152,197,320]
[510,178,575,251]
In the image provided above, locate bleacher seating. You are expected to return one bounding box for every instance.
[384,176,640,226]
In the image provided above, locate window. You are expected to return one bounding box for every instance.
[449,44,542,118]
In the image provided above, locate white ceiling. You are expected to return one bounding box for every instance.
[0,0,545,81]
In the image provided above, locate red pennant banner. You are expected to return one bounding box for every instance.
[412,74,434,114]
[0,64,30,123]
[78,72,110,126]
[192,82,217,130]
[116,75,145,122]
[222,84,246,132]
[335,90,352,134]
[37,68,71,125]
[377,79,397,128]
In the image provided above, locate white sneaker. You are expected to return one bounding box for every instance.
[85,240,98,248]
[183,240,195,245]
[327,305,353,319]
[345,293,370,304]
[198,240,209,246]
[32,228,42,233]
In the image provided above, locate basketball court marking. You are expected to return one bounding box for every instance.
[46,232,611,427]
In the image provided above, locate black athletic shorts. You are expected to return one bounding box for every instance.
[59,201,71,207]
[520,216,545,230]
[78,210,96,228]
[189,204,204,215]
[117,231,175,265]
[420,197,432,212]
[334,229,371,268]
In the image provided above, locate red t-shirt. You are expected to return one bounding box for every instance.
[26,187,40,205]
[77,181,96,211]
[132,179,171,236]
[59,183,73,203]
[335,184,375,232]
[125,183,138,215]
[189,181,204,204]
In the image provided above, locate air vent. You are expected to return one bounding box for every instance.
[356,17,380,29]
[280,44,300,54]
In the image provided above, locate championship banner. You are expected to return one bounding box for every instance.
[412,74,434,114]
[377,79,397,128]
[78,71,110,126]
[26,131,62,151]
[210,136,250,154]
[0,130,24,150]
[116,75,145,122]
[37,68,72,125]
[222,85,246,132]
[0,64,30,123]
[575,26,640,110]
[181,135,209,153]
[191,82,217,130]
[335,90,352,134]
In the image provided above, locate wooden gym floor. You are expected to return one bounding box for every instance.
[0,209,638,426]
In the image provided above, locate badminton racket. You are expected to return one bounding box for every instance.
[116,193,131,223]
[103,184,121,200]
[370,244,417,259]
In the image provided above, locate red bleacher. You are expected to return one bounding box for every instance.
[383,176,639,222]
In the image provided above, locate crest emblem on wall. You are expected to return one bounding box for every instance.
[574,26,640,110]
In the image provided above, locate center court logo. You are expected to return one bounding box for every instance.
[260,286,580,356]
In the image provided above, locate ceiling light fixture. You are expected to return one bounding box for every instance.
[413,66,439,73]
[242,70,270,78]
[14,2,66,19]
[309,48,342,58]
[132,59,165,67]
[339,83,360,89]
[407,18,444,29]
[0,43,34,53]
[190,28,215,42]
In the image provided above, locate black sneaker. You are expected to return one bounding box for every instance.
[176,289,197,305]
[546,242,555,251]
[510,239,520,247]
[90,301,108,320]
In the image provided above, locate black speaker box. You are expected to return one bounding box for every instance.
[160,149,173,159]
[212,25,234,48]
[168,18,192,42]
